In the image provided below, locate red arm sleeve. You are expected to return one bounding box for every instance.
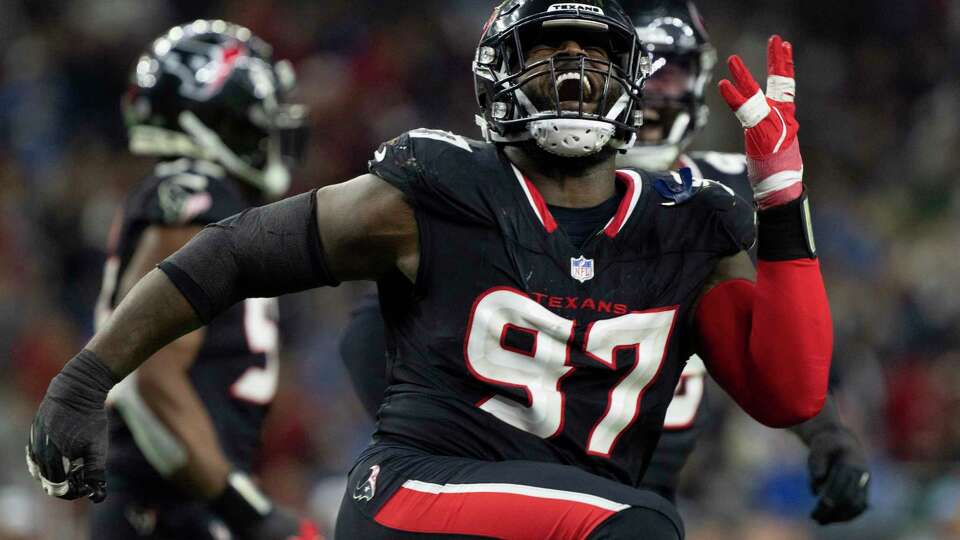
[695,258,833,427]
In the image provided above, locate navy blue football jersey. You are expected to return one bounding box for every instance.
[97,159,279,494]
[367,129,755,487]
[640,151,752,497]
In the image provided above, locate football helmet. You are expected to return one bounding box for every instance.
[122,20,307,197]
[474,0,652,158]
[622,0,716,170]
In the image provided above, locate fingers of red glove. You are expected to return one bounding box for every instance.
[718,79,748,110]
[767,35,789,78]
[765,35,797,110]
[726,55,761,98]
[782,41,795,77]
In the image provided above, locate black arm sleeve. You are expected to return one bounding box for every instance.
[158,190,339,324]
[339,294,389,418]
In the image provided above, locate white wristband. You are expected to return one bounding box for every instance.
[735,90,771,128]
[767,75,796,103]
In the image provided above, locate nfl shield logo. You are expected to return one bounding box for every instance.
[570,256,595,283]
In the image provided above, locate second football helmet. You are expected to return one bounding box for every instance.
[623,0,716,170]
[122,20,307,197]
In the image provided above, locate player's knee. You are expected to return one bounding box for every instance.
[588,506,681,540]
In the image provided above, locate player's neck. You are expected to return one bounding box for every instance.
[504,143,618,208]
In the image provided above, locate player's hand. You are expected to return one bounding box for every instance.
[807,427,870,525]
[245,507,323,540]
[719,35,803,209]
[213,471,324,540]
[25,352,114,503]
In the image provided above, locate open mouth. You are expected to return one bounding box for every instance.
[556,71,594,104]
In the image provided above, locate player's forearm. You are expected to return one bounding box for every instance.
[748,258,832,422]
[135,369,231,499]
[88,269,203,379]
[698,198,832,427]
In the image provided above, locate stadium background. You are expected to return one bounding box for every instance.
[0,0,957,538]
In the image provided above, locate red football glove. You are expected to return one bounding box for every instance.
[719,35,803,209]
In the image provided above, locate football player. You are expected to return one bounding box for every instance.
[340,0,869,526]
[27,2,833,539]
[80,21,319,540]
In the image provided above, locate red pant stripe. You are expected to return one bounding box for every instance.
[374,481,626,540]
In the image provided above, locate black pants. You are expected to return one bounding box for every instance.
[336,444,683,540]
[88,489,228,540]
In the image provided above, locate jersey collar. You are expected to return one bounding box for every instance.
[509,164,643,240]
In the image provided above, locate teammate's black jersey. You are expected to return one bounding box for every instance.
[367,129,754,487]
[97,159,279,492]
[640,151,752,497]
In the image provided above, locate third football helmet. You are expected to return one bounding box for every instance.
[623,0,716,170]
[123,20,307,197]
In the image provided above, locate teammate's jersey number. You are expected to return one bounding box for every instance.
[231,297,280,404]
[95,255,279,405]
[465,288,677,457]
[663,356,706,430]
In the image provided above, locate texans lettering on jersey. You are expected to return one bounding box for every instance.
[97,159,279,494]
[368,129,755,486]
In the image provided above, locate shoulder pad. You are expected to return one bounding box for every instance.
[369,129,496,224]
[683,152,753,206]
[696,178,756,255]
[139,160,247,226]
[652,168,756,255]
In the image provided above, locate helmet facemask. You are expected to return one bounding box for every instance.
[475,6,652,158]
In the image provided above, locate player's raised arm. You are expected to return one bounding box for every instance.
[693,35,833,427]
[26,173,417,502]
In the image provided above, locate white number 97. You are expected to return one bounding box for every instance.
[465,288,677,457]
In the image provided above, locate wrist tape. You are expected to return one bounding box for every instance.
[48,350,119,407]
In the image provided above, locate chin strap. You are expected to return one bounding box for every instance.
[527,119,615,157]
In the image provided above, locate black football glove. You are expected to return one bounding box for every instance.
[25,350,117,503]
[807,427,870,525]
[212,471,322,540]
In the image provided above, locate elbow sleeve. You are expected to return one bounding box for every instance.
[159,190,339,324]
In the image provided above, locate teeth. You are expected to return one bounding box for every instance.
[557,72,592,97]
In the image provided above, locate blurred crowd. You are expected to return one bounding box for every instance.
[0,0,958,538]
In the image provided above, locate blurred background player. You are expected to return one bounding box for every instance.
[88,20,319,540]
[338,0,869,526]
